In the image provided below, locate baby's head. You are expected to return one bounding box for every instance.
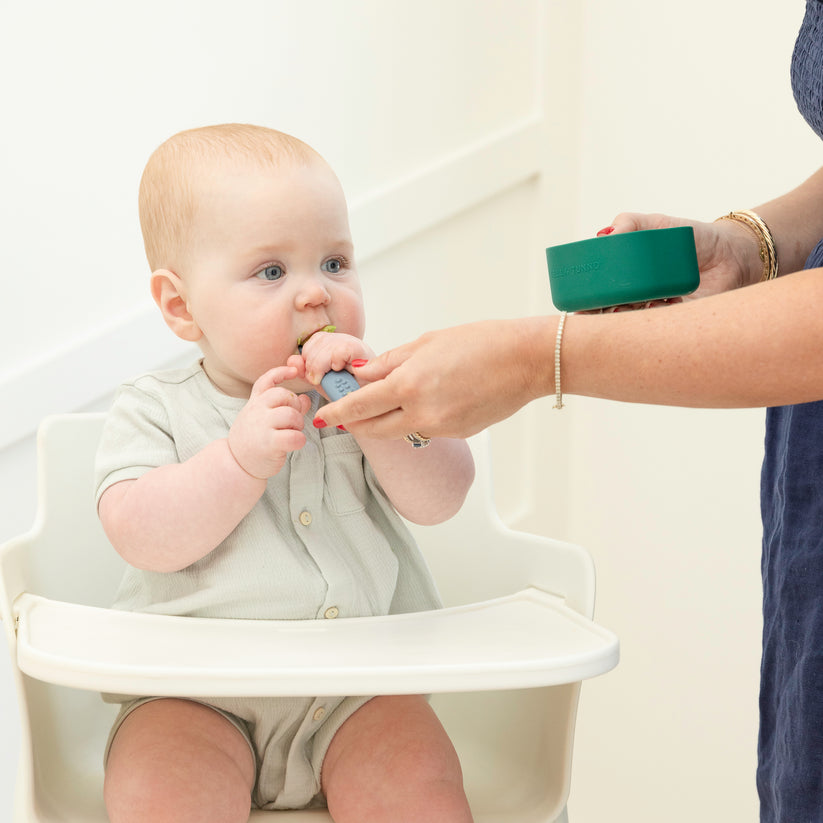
[139,124,326,273]
[141,124,364,398]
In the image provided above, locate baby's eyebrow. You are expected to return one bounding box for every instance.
[321,233,354,248]
[326,240,354,254]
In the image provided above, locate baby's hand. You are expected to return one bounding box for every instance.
[300,331,374,397]
[227,365,312,479]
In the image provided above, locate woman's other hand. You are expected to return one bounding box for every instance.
[600,212,763,302]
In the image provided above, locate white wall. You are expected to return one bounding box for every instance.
[1,1,819,821]
[0,0,568,818]
[565,2,821,821]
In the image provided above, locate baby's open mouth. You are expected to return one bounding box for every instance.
[297,325,336,351]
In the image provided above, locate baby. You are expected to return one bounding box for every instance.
[95,123,475,823]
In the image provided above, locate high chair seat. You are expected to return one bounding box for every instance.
[0,413,619,822]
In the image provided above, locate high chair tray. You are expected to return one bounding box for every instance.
[13,587,618,696]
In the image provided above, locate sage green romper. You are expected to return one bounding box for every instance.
[95,362,441,810]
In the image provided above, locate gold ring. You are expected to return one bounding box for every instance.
[403,431,432,449]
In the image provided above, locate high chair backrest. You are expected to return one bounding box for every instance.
[1,414,125,616]
[0,413,613,823]
[5,413,595,618]
[0,416,124,822]
[409,440,595,618]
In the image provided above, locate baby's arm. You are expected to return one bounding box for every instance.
[355,432,474,525]
[300,334,475,525]
[98,366,311,572]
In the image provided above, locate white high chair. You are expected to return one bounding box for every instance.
[0,413,618,823]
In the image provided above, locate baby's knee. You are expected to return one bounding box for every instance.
[372,747,470,823]
[324,694,472,821]
[367,725,467,813]
[404,736,466,795]
[104,766,177,823]
[105,770,251,823]
[104,699,253,823]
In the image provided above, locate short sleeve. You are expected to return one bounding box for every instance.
[94,381,179,505]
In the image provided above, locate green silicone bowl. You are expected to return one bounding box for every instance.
[546,226,699,312]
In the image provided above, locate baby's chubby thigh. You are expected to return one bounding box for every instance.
[104,697,256,823]
[321,694,474,823]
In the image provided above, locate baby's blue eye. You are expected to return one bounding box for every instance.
[257,264,284,281]
[322,259,342,274]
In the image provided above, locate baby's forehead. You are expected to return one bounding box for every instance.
[183,153,348,242]
[190,151,334,196]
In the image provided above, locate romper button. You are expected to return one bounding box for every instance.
[313,706,326,722]
[299,510,312,526]
[324,606,339,619]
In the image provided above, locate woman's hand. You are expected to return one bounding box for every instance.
[603,212,763,303]
[314,318,553,440]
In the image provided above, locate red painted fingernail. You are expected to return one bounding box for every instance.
[313,418,327,429]
[337,425,347,431]
[351,359,368,367]
[596,226,615,237]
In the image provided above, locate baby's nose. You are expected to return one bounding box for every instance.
[295,276,331,308]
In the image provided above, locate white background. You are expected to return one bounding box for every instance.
[1,1,820,820]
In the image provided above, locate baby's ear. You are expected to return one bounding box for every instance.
[150,269,202,342]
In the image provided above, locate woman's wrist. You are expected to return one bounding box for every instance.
[715,210,778,286]
[507,316,558,403]
[714,214,772,287]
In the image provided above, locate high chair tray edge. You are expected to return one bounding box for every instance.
[12,586,619,696]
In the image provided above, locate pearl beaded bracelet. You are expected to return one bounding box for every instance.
[553,311,568,410]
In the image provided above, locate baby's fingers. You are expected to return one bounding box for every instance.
[285,353,307,377]
[250,365,300,398]
[265,402,310,432]
[254,387,312,420]
[297,392,312,415]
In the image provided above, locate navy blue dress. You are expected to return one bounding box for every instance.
[759,3,823,820]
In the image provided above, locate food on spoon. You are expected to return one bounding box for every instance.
[297,325,336,349]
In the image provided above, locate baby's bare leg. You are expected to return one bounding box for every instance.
[322,694,473,823]
[104,698,255,823]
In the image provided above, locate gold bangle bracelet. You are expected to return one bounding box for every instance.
[714,209,778,282]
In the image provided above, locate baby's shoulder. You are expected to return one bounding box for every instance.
[109,362,211,429]
[124,361,205,394]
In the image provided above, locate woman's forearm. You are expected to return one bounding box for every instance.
[755,166,823,277]
[564,267,823,408]
[319,268,823,440]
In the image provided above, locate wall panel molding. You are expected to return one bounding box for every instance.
[0,115,545,451]
[349,115,544,260]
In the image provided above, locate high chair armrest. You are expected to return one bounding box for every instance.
[13,588,618,696]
